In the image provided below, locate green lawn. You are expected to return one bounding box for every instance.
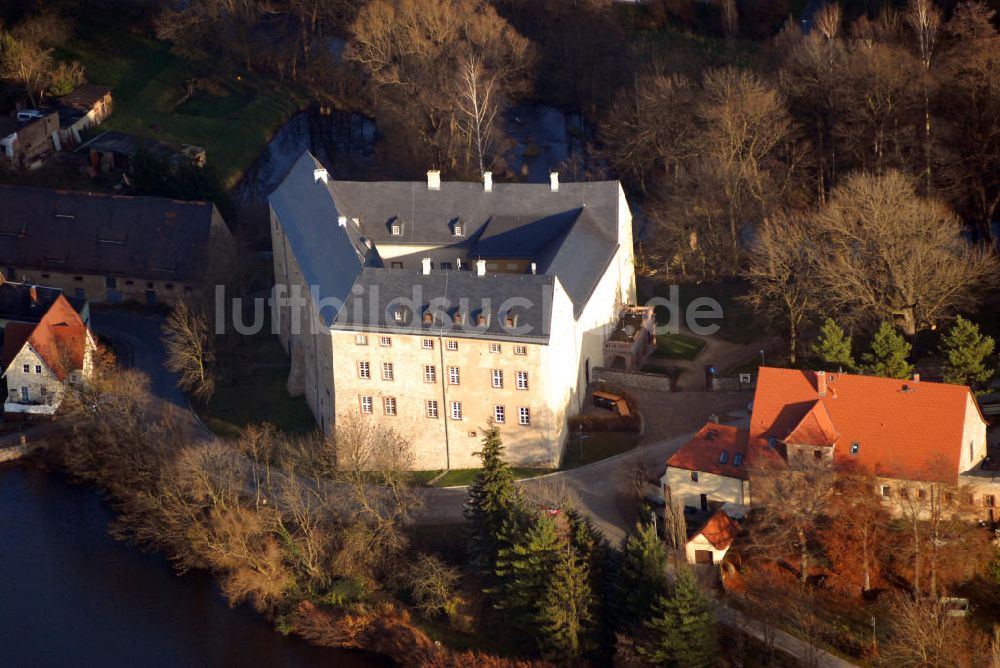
[198,335,316,438]
[415,467,550,488]
[58,18,308,187]
[639,281,769,345]
[561,431,641,469]
[652,331,706,360]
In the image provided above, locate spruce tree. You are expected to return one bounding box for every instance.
[567,509,611,658]
[537,540,595,662]
[465,422,523,571]
[812,318,855,371]
[492,513,562,635]
[637,569,717,668]
[863,321,913,379]
[613,522,669,631]
[941,316,995,387]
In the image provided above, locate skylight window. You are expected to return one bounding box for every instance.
[719,450,728,465]
[850,442,860,456]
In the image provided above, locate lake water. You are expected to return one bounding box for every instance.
[0,463,384,667]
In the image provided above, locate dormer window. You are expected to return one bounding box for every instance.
[394,309,406,322]
[391,223,401,236]
[850,442,860,456]
[719,450,728,465]
[733,454,743,466]
[453,224,463,236]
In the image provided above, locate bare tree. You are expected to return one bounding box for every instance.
[880,592,988,667]
[907,0,941,193]
[456,56,500,177]
[0,31,52,107]
[810,171,998,335]
[163,299,217,402]
[743,212,820,364]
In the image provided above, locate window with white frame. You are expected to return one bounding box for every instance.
[422,338,434,349]
[494,405,505,423]
[491,369,503,388]
[390,223,401,235]
[355,334,368,345]
[518,407,531,425]
[426,400,439,418]
[360,396,373,414]
[379,336,392,347]
[22,364,29,374]
[446,340,458,351]
[383,396,397,415]
[490,343,501,354]
[880,485,891,497]
[35,365,41,374]
[358,361,371,379]
[516,371,528,390]
[393,309,406,322]
[424,365,436,383]
[451,401,463,420]
[514,345,526,356]
[449,366,460,385]
[381,362,394,381]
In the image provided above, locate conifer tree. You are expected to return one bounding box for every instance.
[812,318,855,371]
[537,539,595,662]
[492,513,562,635]
[567,509,611,657]
[863,321,914,379]
[613,522,669,631]
[637,568,717,668]
[465,422,523,571]
[941,316,995,387]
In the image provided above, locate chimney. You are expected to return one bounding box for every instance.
[530,262,537,275]
[29,285,38,305]
[476,259,486,276]
[337,215,347,228]
[313,167,328,183]
[913,373,920,383]
[549,171,559,192]
[421,257,432,275]
[483,171,493,192]
[456,258,463,271]
[423,311,433,325]
[816,370,827,397]
[427,169,441,191]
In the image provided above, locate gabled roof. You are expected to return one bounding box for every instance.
[1,295,88,380]
[750,367,981,483]
[785,400,840,448]
[691,509,740,551]
[0,185,219,281]
[667,424,751,480]
[0,279,87,325]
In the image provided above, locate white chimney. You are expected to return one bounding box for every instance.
[427,169,441,191]
[314,167,328,183]
[456,258,463,270]
[483,171,493,192]
[549,171,559,192]
[816,370,827,397]
[476,259,486,276]
[421,257,432,275]
[530,262,537,275]
[913,373,920,383]
[337,215,347,227]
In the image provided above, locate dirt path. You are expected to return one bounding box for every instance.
[666,326,782,392]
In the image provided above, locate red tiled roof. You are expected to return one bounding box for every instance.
[750,367,979,483]
[692,509,740,550]
[2,295,88,381]
[667,424,751,479]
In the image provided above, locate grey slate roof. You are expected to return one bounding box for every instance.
[0,280,86,324]
[270,151,625,336]
[0,185,218,282]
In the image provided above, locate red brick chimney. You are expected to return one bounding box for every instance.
[816,370,827,397]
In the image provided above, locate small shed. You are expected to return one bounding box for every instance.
[686,509,740,566]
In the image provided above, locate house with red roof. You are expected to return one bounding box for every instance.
[1,294,94,415]
[686,508,741,565]
[662,423,754,512]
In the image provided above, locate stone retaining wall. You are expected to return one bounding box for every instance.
[592,366,675,392]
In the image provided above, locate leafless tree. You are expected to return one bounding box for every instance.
[405,554,463,620]
[810,170,998,335]
[163,299,217,402]
[907,0,941,193]
[456,56,500,177]
[880,591,988,667]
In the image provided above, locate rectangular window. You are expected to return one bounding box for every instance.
[691,471,699,483]
[492,369,503,388]
[390,261,403,269]
[22,364,29,374]
[449,366,460,385]
[383,397,397,416]
[733,454,744,466]
[381,362,394,381]
[514,345,527,356]
[494,405,505,423]
[422,338,434,349]
[20,386,28,402]
[516,371,528,390]
[490,343,501,354]
[719,450,728,465]
[451,401,463,420]
[379,336,392,347]
[34,365,41,374]
[447,340,458,351]
[426,400,438,418]
[424,365,436,383]
[391,223,401,235]
[518,407,530,425]
[393,309,405,322]
[358,361,371,379]
[813,449,823,460]
[360,396,373,414]
[986,495,996,508]
[880,485,891,498]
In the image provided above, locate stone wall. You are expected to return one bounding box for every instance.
[592,366,675,392]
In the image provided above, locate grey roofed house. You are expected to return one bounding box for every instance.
[269,151,621,335]
[0,184,219,282]
[0,279,88,326]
